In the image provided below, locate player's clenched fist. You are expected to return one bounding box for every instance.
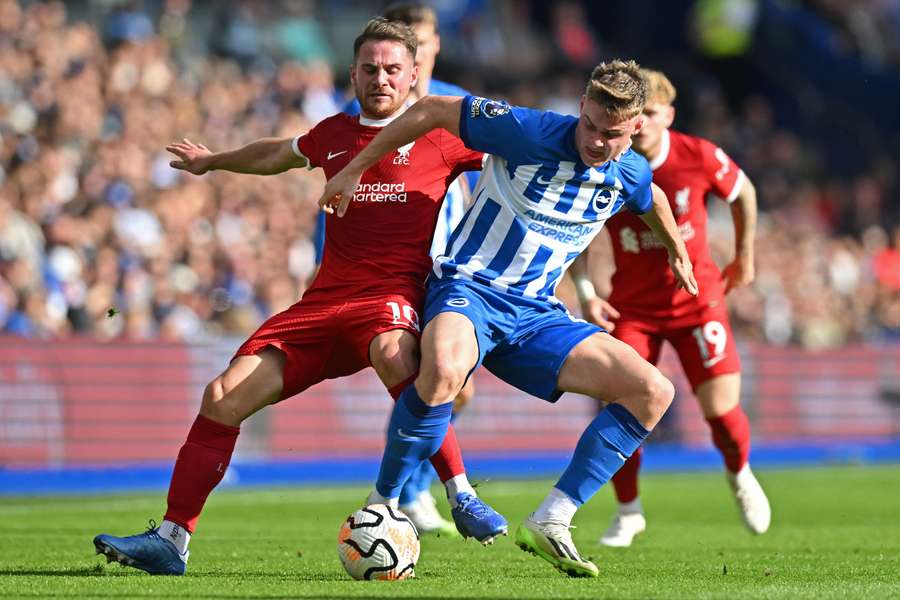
[319,167,361,217]
[166,138,213,175]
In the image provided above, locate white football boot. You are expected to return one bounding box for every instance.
[515,514,598,577]
[727,464,771,534]
[400,491,459,537]
[598,509,646,547]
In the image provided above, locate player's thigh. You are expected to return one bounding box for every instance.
[613,319,664,365]
[557,332,667,403]
[202,347,286,425]
[695,373,742,418]
[668,313,741,393]
[557,331,673,428]
[368,328,420,389]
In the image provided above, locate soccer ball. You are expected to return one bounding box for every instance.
[337,504,420,580]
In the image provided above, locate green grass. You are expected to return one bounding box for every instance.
[1,466,898,599]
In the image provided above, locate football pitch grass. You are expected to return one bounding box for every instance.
[1,465,898,599]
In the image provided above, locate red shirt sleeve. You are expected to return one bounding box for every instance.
[700,139,743,201]
[294,123,322,168]
[438,129,484,176]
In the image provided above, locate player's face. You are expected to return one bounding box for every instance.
[411,23,439,82]
[632,101,675,156]
[575,97,644,167]
[351,40,418,119]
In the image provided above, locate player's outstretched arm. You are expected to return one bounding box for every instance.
[639,183,699,296]
[166,137,307,176]
[568,252,620,330]
[721,176,758,293]
[319,95,465,217]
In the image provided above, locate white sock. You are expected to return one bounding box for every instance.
[366,489,399,508]
[532,487,579,526]
[444,474,477,507]
[619,497,643,515]
[157,520,190,557]
[728,463,753,487]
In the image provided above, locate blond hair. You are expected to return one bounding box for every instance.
[585,59,647,120]
[640,68,677,105]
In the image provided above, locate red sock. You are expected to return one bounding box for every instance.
[706,404,751,473]
[387,372,465,483]
[164,415,240,533]
[611,445,642,503]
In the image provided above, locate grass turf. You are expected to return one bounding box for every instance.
[1,465,898,599]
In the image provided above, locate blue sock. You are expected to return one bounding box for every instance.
[555,403,650,505]
[399,408,456,504]
[376,385,453,499]
[399,462,431,505]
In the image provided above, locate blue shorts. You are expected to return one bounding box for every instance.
[423,278,603,402]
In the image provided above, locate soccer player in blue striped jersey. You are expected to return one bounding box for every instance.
[320,59,698,577]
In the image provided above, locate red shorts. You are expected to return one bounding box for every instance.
[613,304,740,390]
[234,289,423,400]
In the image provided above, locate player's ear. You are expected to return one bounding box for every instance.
[410,64,419,88]
[663,105,675,128]
[434,33,441,55]
[349,62,357,86]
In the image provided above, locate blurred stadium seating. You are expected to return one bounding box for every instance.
[0,0,898,493]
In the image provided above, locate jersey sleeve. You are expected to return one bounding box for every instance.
[293,124,322,169]
[621,153,654,214]
[438,129,484,175]
[458,95,550,165]
[700,139,744,202]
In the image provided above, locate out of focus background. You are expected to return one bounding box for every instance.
[1,0,898,494]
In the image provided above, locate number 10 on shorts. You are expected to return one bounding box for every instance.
[386,301,420,331]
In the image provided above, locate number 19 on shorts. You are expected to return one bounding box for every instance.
[386,301,420,331]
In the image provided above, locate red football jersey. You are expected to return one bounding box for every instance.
[606,129,745,320]
[295,113,483,298]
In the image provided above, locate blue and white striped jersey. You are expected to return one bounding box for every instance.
[432,95,654,305]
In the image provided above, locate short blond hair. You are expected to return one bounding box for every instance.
[641,68,677,105]
[585,59,647,120]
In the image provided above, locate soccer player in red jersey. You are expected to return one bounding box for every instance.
[92,18,504,576]
[571,68,771,546]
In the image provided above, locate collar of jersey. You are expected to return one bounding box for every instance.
[358,102,410,127]
[647,128,671,171]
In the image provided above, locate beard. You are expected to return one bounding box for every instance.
[355,86,405,119]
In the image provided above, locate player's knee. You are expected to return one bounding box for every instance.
[644,369,674,419]
[372,344,415,383]
[419,358,466,402]
[200,377,228,419]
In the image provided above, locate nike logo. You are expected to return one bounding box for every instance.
[616,452,626,461]
[396,428,425,441]
[327,150,348,160]
[703,354,726,368]
[537,174,555,185]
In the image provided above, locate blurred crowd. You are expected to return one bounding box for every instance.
[0,0,898,347]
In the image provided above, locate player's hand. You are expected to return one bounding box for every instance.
[319,167,362,217]
[721,254,754,294]
[670,253,699,296]
[580,297,620,331]
[166,138,213,175]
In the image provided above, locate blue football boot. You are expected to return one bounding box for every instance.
[93,520,188,575]
[450,492,508,544]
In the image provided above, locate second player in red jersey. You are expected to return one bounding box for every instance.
[571,68,771,548]
[92,18,504,576]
